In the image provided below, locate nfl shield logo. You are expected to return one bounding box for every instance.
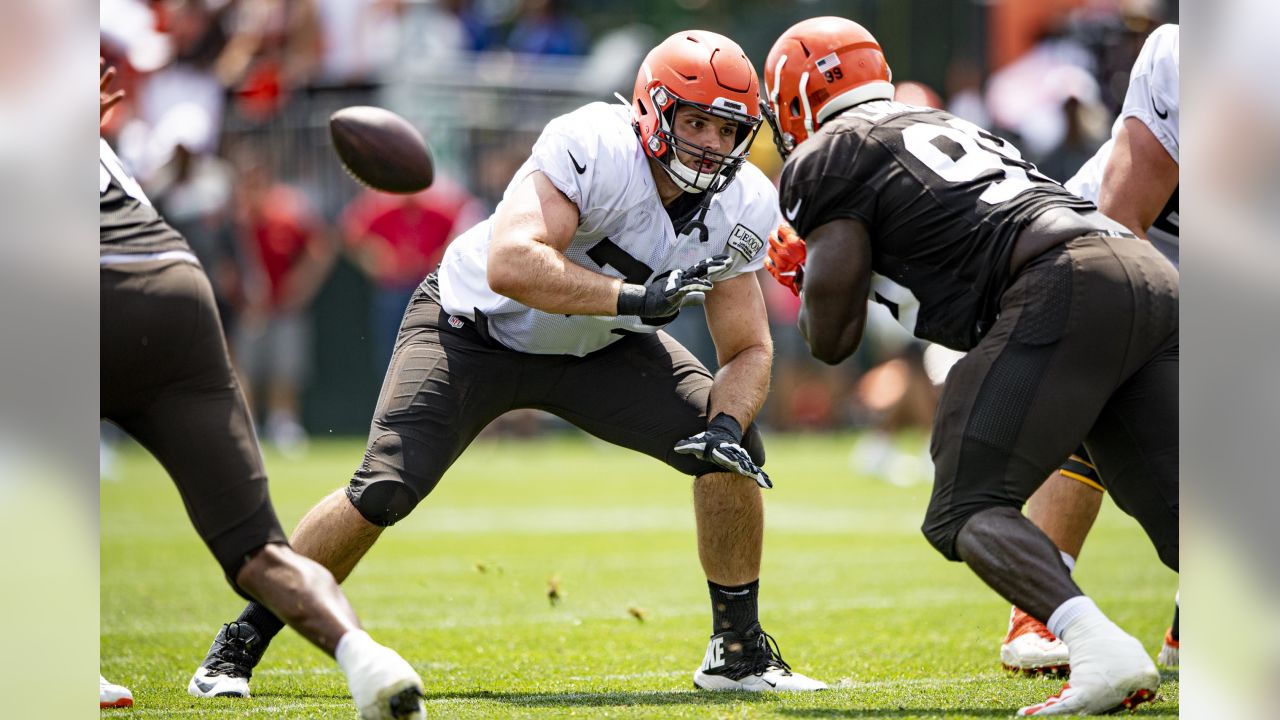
[448,316,464,329]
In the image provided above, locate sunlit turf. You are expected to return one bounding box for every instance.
[101,433,1177,718]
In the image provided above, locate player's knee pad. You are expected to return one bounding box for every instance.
[346,431,441,526]
[921,498,1017,562]
[346,479,421,527]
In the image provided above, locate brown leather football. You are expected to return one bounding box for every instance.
[329,106,434,194]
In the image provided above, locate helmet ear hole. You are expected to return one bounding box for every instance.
[790,97,801,117]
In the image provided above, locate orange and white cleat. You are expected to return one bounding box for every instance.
[1001,607,1069,675]
[1017,629,1159,716]
[100,675,134,709]
[1018,682,1156,716]
[1157,627,1179,667]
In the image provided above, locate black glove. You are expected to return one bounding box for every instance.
[673,413,772,489]
[616,254,731,320]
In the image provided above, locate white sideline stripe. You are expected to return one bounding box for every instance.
[833,674,998,690]
[126,702,349,716]
[566,670,685,681]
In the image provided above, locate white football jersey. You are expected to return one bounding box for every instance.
[438,101,778,356]
[1066,24,1179,263]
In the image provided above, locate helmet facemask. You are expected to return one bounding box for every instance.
[646,85,762,195]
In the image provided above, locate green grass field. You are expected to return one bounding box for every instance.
[101,433,1178,718]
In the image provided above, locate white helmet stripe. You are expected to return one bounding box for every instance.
[799,71,814,136]
[770,54,788,109]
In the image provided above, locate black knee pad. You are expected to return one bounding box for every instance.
[1155,538,1179,572]
[921,501,1020,562]
[346,480,421,527]
[920,516,964,562]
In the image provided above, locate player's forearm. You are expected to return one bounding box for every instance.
[707,343,772,428]
[798,301,864,365]
[487,238,623,316]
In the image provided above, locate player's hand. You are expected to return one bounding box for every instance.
[764,224,806,296]
[101,58,126,125]
[673,413,772,489]
[616,254,731,319]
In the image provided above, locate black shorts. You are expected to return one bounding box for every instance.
[101,260,287,588]
[345,287,764,525]
[923,233,1178,567]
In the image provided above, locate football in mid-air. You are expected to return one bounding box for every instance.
[329,106,434,194]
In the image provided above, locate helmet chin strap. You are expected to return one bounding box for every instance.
[667,155,715,193]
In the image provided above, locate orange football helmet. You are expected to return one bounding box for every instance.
[763,17,893,157]
[632,30,763,194]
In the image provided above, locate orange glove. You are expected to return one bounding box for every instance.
[764,223,807,296]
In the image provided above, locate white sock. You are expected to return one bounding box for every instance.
[1060,551,1076,573]
[1047,595,1106,640]
[335,629,380,677]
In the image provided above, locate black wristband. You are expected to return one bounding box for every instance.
[708,412,743,443]
[616,283,646,316]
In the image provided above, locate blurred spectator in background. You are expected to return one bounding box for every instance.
[146,107,242,335]
[340,178,483,370]
[442,0,501,53]
[217,0,323,120]
[313,0,399,85]
[945,59,992,129]
[894,80,943,110]
[1037,90,1110,184]
[507,0,588,57]
[232,153,335,452]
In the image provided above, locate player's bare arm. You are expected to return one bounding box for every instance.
[704,271,773,429]
[797,218,873,364]
[1098,117,1178,240]
[486,170,624,315]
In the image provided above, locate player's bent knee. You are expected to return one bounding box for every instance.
[345,431,440,526]
[922,502,1019,562]
[669,422,766,477]
[346,480,422,527]
[1155,537,1179,572]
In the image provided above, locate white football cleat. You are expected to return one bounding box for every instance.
[100,675,134,709]
[345,642,426,720]
[1001,607,1070,675]
[693,624,827,692]
[188,621,264,698]
[188,664,250,698]
[1017,629,1158,716]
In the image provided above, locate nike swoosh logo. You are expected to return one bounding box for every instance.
[1152,96,1169,120]
[762,678,777,687]
[719,588,751,596]
[567,150,587,175]
[784,197,802,222]
[193,679,215,694]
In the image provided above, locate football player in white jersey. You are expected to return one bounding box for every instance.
[1000,24,1180,676]
[189,30,826,695]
